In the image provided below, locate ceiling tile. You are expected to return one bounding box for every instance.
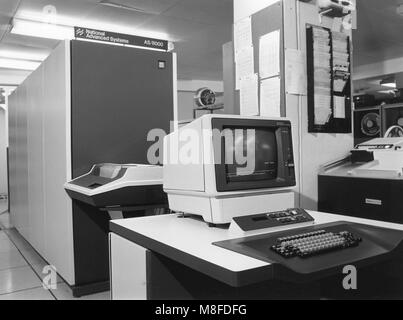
[163,0,233,25]
[354,0,403,66]
[16,0,95,20]
[139,14,208,41]
[83,5,155,29]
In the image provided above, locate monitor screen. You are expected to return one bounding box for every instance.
[224,127,278,183]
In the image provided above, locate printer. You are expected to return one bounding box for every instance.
[64,163,168,295]
[319,138,403,223]
[65,163,167,212]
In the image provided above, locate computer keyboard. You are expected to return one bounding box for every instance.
[271,229,362,259]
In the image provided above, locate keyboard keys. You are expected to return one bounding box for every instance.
[271,230,362,259]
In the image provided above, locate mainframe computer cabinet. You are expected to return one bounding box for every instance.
[8,39,177,296]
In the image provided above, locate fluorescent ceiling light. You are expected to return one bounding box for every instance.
[11,19,74,40]
[0,49,48,62]
[380,77,396,89]
[378,90,396,94]
[381,82,397,89]
[98,0,157,14]
[0,58,40,71]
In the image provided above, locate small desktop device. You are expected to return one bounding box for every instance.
[349,137,403,179]
[229,208,315,236]
[163,115,297,225]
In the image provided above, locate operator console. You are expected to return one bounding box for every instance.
[215,221,403,282]
[230,209,315,235]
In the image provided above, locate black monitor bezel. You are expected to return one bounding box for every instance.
[212,118,296,192]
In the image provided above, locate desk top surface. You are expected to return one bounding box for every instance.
[110,211,403,274]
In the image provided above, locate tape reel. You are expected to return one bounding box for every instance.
[361,113,381,137]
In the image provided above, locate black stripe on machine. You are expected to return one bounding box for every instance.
[74,27,169,51]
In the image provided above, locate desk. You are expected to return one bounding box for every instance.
[109,211,403,300]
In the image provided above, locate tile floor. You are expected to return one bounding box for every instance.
[0,200,110,300]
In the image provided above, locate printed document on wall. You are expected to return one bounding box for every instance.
[240,74,259,116]
[334,96,346,119]
[235,46,255,90]
[285,49,307,95]
[260,77,281,117]
[259,30,280,79]
[234,16,252,52]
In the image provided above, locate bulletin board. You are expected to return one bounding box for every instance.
[233,1,286,117]
[306,24,352,133]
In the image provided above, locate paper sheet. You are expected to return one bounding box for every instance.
[314,94,332,125]
[260,77,281,117]
[259,30,280,79]
[332,18,343,32]
[235,46,255,90]
[240,74,259,116]
[234,16,252,52]
[334,96,346,119]
[285,49,307,95]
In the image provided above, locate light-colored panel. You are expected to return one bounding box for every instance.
[9,40,75,285]
[16,83,30,240]
[110,234,147,300]
[26,64,45,253]
[42,40,75,285]
[7,91,16,227]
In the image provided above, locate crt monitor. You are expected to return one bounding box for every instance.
[213,117,295,192]
[163,115,296,225]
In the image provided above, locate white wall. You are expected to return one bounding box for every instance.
[234,0,280,22]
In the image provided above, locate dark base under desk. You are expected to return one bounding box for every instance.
[147,251,403,300]
[147,252,320,300]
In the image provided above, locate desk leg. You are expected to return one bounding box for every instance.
[109,234,147,300]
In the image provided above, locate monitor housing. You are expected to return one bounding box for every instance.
[163,115,297,224]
